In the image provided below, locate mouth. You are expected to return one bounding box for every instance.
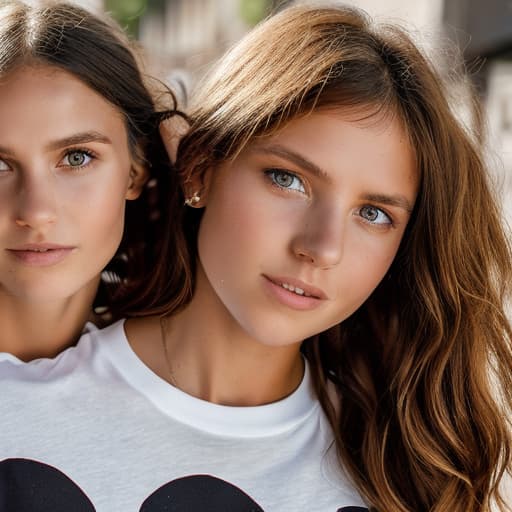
[6,244,76,266]
[264,275,327,300]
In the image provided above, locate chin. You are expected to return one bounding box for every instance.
[223,299,331,347]
[7,279,92,304]
[237,318,312,348]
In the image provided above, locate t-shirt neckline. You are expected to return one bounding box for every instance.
[99,319,319,438]
[0,321,98,365]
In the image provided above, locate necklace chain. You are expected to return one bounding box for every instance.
[159,315,178,387]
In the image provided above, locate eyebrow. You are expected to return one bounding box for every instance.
[0,131,112,156]
[251,143,414,213]
[362,193,414,213]
[251,143,333,183]
[45,131,112,151]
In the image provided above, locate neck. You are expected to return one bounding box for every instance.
[127,270,305,407]
[164,306,304,407]
[0,282,98,361]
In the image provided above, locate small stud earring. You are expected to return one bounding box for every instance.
[184,192,201,207]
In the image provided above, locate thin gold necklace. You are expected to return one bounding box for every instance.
[159,315,178,387]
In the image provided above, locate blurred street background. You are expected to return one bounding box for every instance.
[68,0,512,219]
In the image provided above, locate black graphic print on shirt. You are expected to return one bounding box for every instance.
[0,458,370,511]
[140,474,264,511]
[0,458,94,512]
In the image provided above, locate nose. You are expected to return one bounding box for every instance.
[14,173,58,229]
[290,205,344,269]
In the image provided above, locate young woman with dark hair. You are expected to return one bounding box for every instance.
[0,0,179,361]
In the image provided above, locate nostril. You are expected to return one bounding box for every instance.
[296,250,315,264]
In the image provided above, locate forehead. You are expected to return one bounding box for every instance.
[0,64,126,144]
[259,108,414,168]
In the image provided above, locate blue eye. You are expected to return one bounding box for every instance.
[60,149,94,169]
[359,205,392,225]
[265,169,306,193]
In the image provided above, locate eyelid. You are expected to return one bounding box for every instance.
[61,146,97,158]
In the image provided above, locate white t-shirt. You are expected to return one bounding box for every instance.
[0,320,368,512]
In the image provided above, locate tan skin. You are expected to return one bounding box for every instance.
[127,110,418,407]
[0,65,147,361]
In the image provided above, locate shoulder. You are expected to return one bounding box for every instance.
[0,319,127,382]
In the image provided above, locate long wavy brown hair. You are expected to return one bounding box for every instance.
[130,5,512,511]
[0,1,181,320]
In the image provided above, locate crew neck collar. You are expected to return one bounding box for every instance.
[99,319,319,438]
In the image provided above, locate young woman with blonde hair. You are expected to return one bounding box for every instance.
[143,5,512,510]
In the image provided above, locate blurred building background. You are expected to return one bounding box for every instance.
[74,0,512,217]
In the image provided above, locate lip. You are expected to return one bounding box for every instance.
[265,275,328,299]
[6,244,76,267]
[262,274,327,311]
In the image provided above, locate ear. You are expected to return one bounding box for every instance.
[125,160,149,200]
[160,114,190,164]
[182,166,214,208]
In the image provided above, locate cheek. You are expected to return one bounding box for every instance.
[65,168,130,249]
[198,175,293,284]
[85,194,126,243]
[198,192,252,280]
[199,171,262,259]
[91,192,127,245]
[0,189,13,233]
[337,229,403,315]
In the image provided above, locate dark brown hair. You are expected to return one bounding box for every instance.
[0,0,181,319]
[139,4,512,511]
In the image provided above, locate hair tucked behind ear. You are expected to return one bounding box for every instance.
[0,1,184,321]
[142,5,512,511]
